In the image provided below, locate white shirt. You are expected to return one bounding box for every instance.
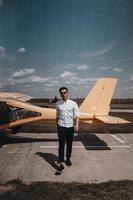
[56,99,80,128]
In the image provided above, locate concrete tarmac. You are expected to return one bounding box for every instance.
[0,132,133,183]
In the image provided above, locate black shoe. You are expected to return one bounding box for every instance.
[55,170,62,175]
[66,159,72,166]
[58,164,64,171]
[55,164,64,175]
[57,160,64,164]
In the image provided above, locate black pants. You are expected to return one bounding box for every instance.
[57,126,74,162]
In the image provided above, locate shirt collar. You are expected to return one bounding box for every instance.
[61,98,69,103]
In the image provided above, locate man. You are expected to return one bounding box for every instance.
[56,87,80,173]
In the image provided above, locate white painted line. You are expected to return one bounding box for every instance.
[40,146,84,148]
[40,145,130,148]
[110,134,125,144]
[86,146,130,148]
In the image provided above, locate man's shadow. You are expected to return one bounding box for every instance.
[36,152,59,173]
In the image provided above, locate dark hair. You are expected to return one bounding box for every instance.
[59,87,68,93]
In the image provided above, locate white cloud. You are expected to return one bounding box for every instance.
[12,68,35,78]
[64,76,78,84]
[0,0,4,7]
[29,75,48,83]
[117,58,129,63]
[77,77,97,84]
[0,66,100,98]
[43,87,54,92]
[45,83,55,87]
[0,46,6,58]
[64,77,97,85]
[0,46,16,62]
[77,65,91,70]
[87,78,98,82]
[99,66,111,70]
[120,86,133,90]
[4,68,52,87]
[76,41,117,57]
[7,75,50,86]
[70,64,78,67]
[58,70,97,89]
[113,67,124,72]
[17,47,26,53]
[8,56,16,62]
[60,71,77,79]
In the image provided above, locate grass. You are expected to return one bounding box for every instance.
[0,179,133,200]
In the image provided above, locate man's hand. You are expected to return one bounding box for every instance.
[74,117,79,132]
[74,124,79,132]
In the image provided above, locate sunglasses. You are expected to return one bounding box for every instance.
[60,91,67,94]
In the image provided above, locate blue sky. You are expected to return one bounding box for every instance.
[0,0,133,98]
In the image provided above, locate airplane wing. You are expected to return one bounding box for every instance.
[0,116,44,129]
[0,95,56,130]
[6,98,46,114]
[0,95,56,129]
[0,92,32,102]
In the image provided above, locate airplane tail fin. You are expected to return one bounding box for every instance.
[79,78,117,116]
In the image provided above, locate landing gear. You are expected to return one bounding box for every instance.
[11,126,22,134]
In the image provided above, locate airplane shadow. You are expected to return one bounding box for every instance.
[0,134,57,148]
[74,133,111,150]
[0,133,111,150]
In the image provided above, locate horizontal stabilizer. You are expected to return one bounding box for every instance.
[95,116,130,124]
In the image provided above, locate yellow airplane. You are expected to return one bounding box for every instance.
[0,78,130,133]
